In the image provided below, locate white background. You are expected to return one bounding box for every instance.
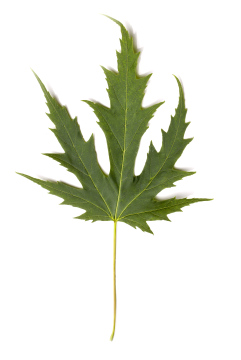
[1,0,240,359]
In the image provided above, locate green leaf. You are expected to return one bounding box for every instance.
[18,16,211,340]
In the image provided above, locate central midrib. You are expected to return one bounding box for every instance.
[114,42,128,220]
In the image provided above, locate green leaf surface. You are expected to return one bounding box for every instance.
[18,16,211,340]
[18,18,210,232]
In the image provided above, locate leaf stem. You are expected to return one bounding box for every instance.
[110,220,117,341]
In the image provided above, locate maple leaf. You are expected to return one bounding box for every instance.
[17,16,211,340]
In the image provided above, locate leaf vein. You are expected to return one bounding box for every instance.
[118,200,189,220]
[42,182,111,216]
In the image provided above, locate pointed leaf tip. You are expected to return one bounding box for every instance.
[101,14,124,29]
[172,74,182,87]
[31,69,39,80]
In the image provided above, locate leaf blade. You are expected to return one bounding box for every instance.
[19,19,211,234]
[32,71,115,218]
